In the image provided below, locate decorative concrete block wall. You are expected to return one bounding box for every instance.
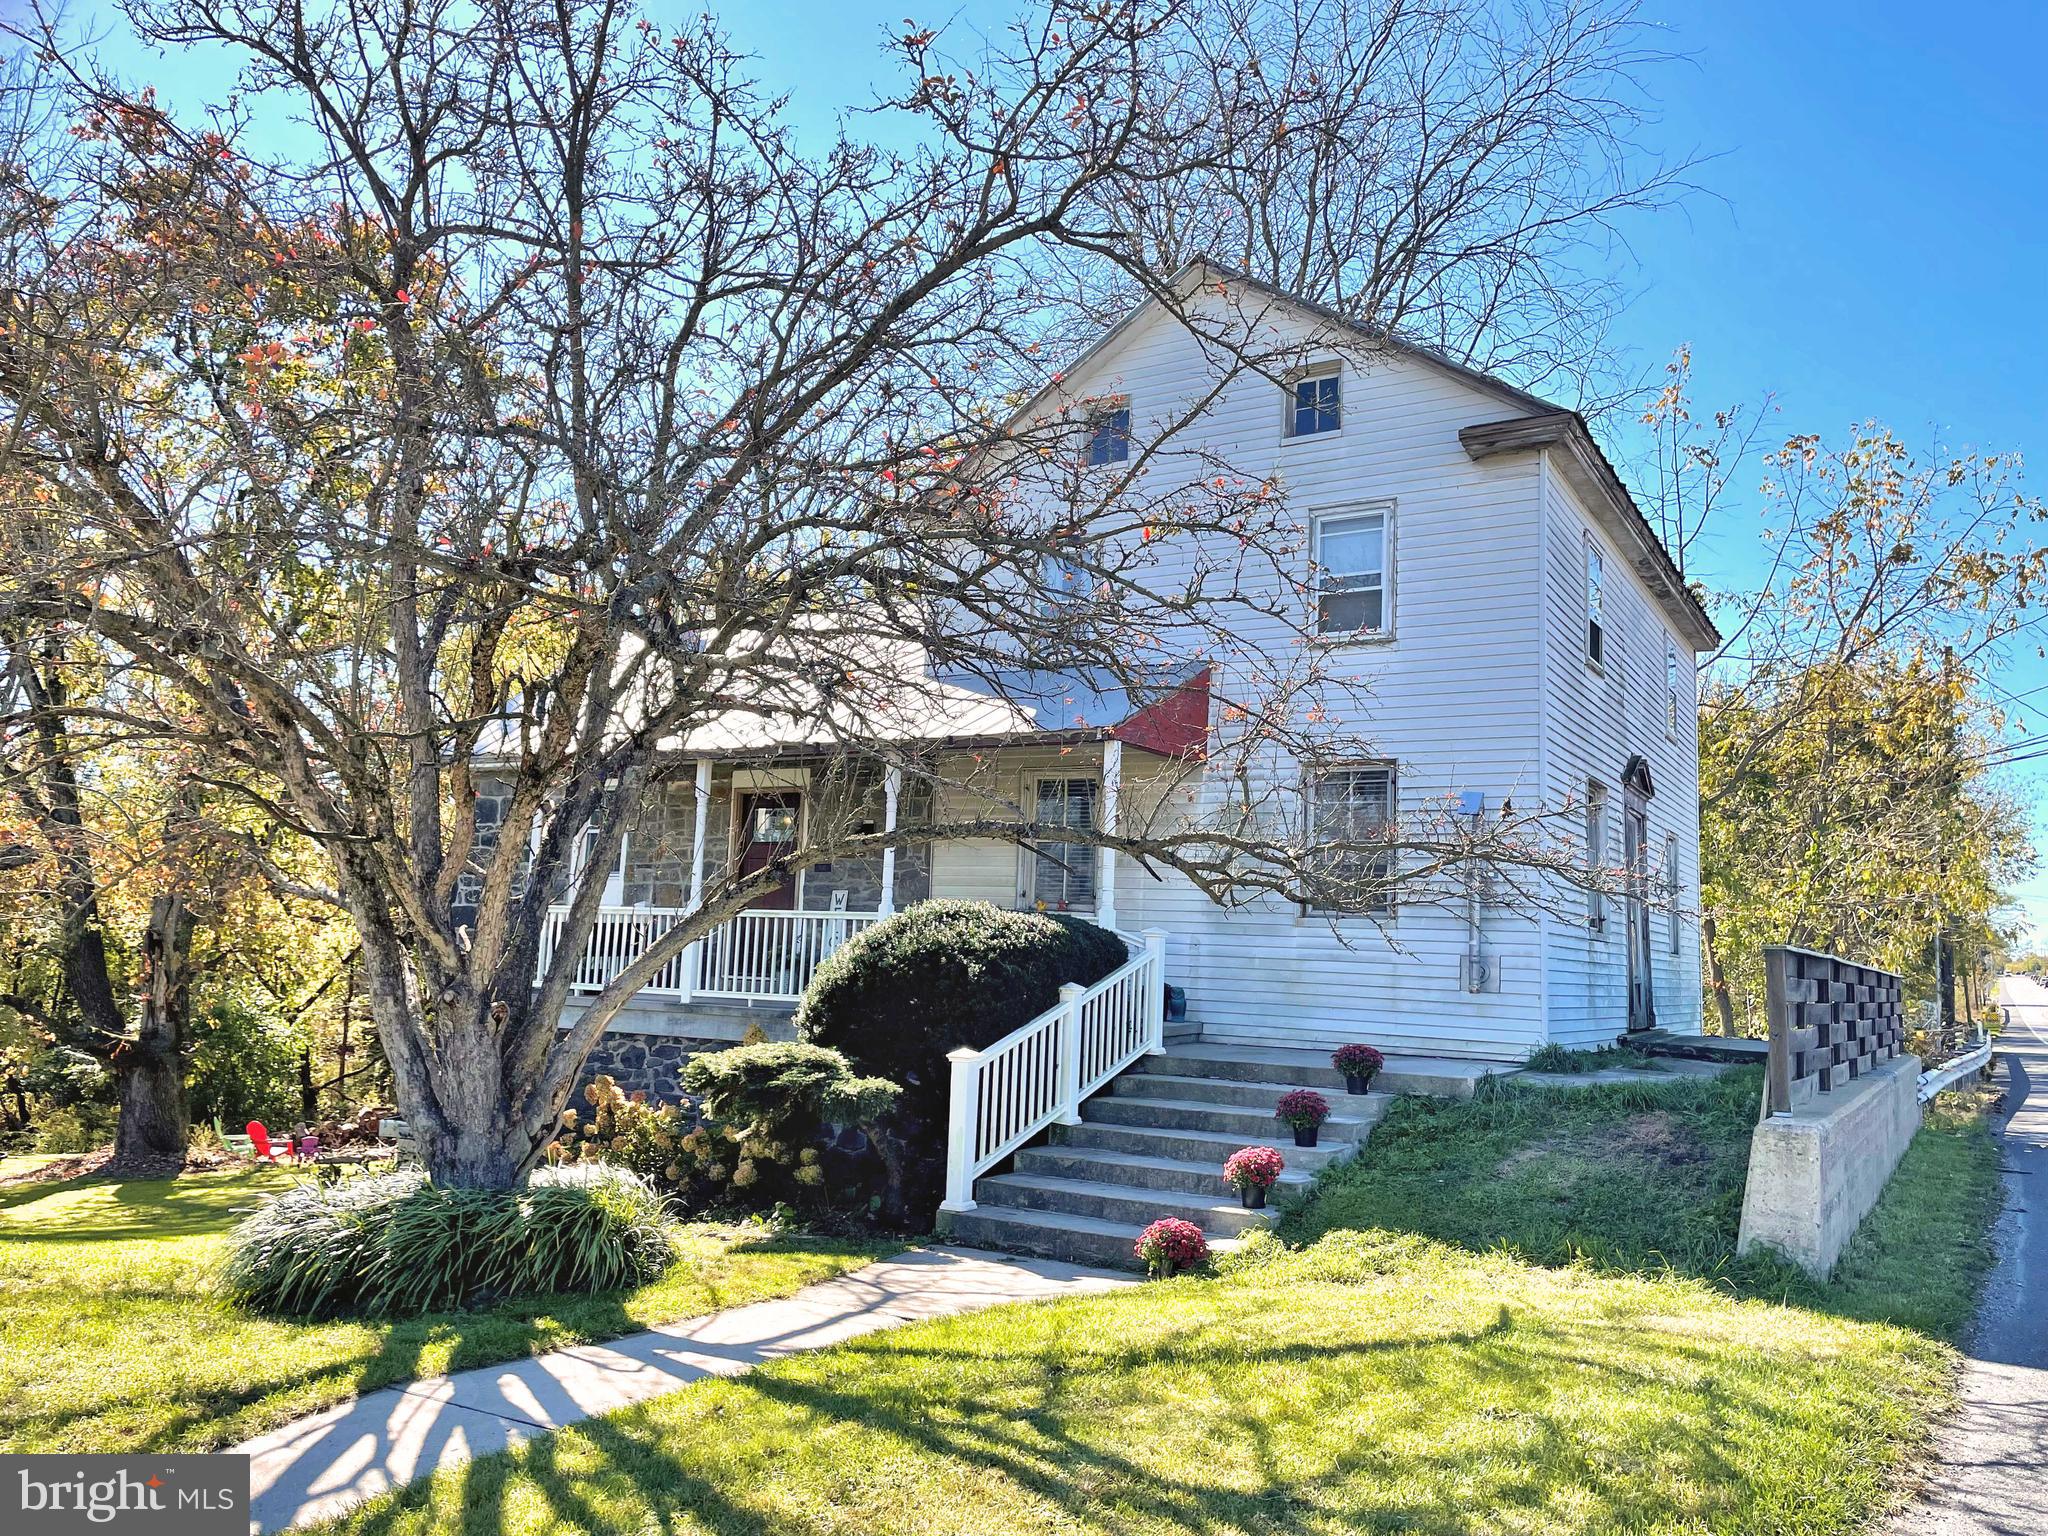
[1737,945,1919,1277]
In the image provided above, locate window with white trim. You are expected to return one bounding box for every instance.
[1085,402,1130,466]
[1666,639,1682,735]
[1313,506,1391,637]
[1308,763,1397,911]
[1664,832,1681,954]
[1586,781,1608,932]
[1285,365,1341,438]
[1030,776,1099,911]
[1585,539,1606,669]
[1041,533,1089,608]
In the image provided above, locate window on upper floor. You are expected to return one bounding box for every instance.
[1664,832,1681,954]
[1285,365,1341,438]
[1307,762,1397,912]
[1084,401,1130,466]
[1666,639,1682,735]
[1585,538,1606,670]
[1041,533,1089,608]
[1312,505,1391,638]
[1585,780,1608,932]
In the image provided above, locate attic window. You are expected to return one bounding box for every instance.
[1286,366,1341,438]
[1085,403,1131,466]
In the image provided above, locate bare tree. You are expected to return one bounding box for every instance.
[0,0,1624,1187]
[1100,0,1689,404]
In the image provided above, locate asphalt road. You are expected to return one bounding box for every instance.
[1888,975,2048,1535]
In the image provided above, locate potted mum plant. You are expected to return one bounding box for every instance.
[1221,1145,1286,1209]
[1332,1043,1386,1096]
[1275,1088,1331,1147]
[1134,1216,1209,1278]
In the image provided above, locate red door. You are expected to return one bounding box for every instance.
[736,792,800,909]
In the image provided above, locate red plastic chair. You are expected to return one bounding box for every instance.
[246,1121,284,1164]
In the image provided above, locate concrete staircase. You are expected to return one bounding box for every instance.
[941,1041,1486,1268]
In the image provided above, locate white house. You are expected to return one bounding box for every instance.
[535,264,1719,1106]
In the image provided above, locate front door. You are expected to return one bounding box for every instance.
[736,792,801,909]
[1623,797,1655,1032]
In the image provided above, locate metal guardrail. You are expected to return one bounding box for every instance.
[1917,1034,1994,1103]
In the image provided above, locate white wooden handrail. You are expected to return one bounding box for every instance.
[940,927,1168,1214]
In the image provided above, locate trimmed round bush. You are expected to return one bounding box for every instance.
[794,900,1127,1220]
[221,1165,673,1319]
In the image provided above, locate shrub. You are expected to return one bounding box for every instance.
[33,1101,116,1154]
[1221,1145,1285,1193]
[1134,1216,1209,1277]
[220,1165,673,1319]
[794,900,1127,1220]
[1274,1089,1331,1131]
[681,1043,906,1218]
[1331,1043,1385,1083]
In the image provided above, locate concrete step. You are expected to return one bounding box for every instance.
[938,1203,1243,1272]
[1133,1045,1500,1099]
[1014,1143,1317,1197]
[1083,1092,1382,1141]
[1112,1072,1391,1113]
[974,1172,1277,1235]
[1161,1019,1204,1046]
[1049,1119,1359,1171]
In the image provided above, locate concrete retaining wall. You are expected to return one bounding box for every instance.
[1736,1051,1922,1277]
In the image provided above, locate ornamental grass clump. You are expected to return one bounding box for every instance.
[221,1164,674,1319]
[1275,1088,1332,1146]
[1332,1043,1386,1093]
[1221,1145,1286,1208]
[1133,1216,1209,1278]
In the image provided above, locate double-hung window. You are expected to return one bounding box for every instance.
[1664,833,1682,954]
[1085,403,1130,466]
[1309,764,1397,912]
[1030,777,1099,911]
[1586,781,1608,932]
[1585,539,1606,669]
[1313,506,1391,637]
[1287,367,1341,437]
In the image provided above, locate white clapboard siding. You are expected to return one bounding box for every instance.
[895,282,1709,1061]
[1535,461,1705,1046]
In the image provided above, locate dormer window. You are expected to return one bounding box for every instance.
[1085,402,1131,465]
[1286,366,1341,438]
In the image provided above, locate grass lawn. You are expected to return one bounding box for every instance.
[0,1165,895,1454]
[316,1070,2000,1536]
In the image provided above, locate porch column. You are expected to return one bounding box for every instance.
[1098,737,1122,931]
[879,764,902,917]
[687,759,711,913]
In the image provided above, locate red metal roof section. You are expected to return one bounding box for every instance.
[1112,666,1211,759]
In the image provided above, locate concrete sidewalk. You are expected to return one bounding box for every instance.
[235,1245,1130,1532]
[1888,977,2048,1535]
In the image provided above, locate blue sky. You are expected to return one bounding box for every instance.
[91,0,2048,933]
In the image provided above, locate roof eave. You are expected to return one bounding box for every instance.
[1460,412,1722,652]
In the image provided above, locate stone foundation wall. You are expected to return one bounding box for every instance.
[576,1030,727,1102]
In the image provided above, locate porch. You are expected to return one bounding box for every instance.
[535,733,1163,1013]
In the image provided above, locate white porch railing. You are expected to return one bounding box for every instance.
[940,927,1168,1214]
[535,905,882,1005]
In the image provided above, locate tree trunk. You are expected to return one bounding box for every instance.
[299,1049,318,1123]
[108,895,195,1170]
[1701,912,1737,1037]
